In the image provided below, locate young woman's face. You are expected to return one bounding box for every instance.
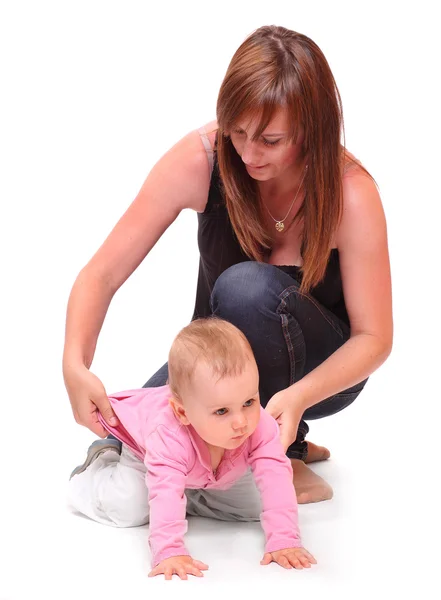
[229,106,305,181]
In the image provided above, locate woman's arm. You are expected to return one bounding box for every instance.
[63,126,214,434]
[292,169,393,409]
[266,169,393,450]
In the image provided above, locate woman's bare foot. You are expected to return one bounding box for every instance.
[304,441,331,464]
[291,459,333,504]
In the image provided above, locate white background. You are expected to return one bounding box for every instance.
[0,1,439,599]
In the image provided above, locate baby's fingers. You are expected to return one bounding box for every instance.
[287,555,303,570]
[148,566,172,579]
[260,553,273,566]
[192,559,209,571]
[148,566,175,579]
[297,554,315,568]
[187,566,204,578]
[298,548,317,565]
[175,564,206,579]
[177,567,188,580]
[277,555,293,570]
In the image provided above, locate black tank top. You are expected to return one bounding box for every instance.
[192,154,350,327]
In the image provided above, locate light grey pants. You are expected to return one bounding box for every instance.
[67,444,262,527]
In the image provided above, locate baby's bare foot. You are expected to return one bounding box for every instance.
[291,459,333,504]
[304,441,331,464]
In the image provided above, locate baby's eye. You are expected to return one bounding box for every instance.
[243,399,255,407]
[215,408,228,416]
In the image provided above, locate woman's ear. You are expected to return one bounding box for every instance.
[169,396,190,425]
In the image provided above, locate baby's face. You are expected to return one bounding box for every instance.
[180,357,261,451]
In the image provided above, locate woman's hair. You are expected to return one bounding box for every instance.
[216,25,369,293]
[168,318,254,399]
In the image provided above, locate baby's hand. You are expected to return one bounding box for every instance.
[260,547,317,570]
[148,555,209,580]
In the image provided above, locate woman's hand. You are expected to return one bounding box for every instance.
[261,547,317,569]
[265,388,305,452]
[63,364,119,436]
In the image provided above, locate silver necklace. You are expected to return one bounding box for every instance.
[262,165,308,232]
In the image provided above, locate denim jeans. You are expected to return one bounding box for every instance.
[143,262,367,460]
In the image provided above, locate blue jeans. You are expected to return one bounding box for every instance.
[143,262,367,460]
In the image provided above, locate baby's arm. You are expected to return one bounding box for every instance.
[145,427,208,578]
[248,409,316,568]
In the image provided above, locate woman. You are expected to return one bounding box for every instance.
[63,25,393,504]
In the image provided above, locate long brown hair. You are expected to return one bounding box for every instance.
[216,25,367,293]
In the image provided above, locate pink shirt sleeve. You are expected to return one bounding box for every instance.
[248,410,302,553]
[144,425,193,567]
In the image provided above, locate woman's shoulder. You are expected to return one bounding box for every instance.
[337,150,385,248]
[341,150,379,203]
[343,149,369,176]
[149,121,219,213]
[341,148,379,205]
[198,119,219,151]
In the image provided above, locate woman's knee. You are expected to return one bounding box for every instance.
[211,262,289,317]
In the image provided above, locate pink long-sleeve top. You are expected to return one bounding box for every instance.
[98,385,301,567]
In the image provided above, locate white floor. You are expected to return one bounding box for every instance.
[1,2,439,599]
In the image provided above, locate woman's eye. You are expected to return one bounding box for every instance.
[233,129,279,147]
[215,408,227,416]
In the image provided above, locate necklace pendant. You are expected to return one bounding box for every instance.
[275,221,285,232]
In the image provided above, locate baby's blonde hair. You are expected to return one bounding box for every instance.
[168,318,255,399]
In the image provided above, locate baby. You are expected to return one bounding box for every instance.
[68,318,316,579]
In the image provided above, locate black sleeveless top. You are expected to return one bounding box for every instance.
[192,155,350,327]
